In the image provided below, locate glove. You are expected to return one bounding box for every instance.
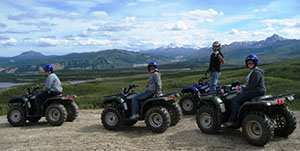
[214,51,220,55]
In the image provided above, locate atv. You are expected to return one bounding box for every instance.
[7,86,78,126]
[179,76,239,115]
[101,84,182,133]
[195,86,296,146]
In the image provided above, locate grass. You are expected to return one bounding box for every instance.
[0,59,300,115]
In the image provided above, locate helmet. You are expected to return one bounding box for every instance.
[245,54,258,67]
[212,41,221,51]
[148,61,158,71]
[44,64,53,72]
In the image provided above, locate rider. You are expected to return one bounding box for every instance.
[223,54,266,127]
[206,41,225,93]
[129,61,162,119]
[35,64,63,115]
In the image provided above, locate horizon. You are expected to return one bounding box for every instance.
[0,0,299,57]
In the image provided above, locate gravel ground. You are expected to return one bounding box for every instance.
[1,110,299,151]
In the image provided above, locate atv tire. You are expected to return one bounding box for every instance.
[65,102,79,122]
[145,106,170,133]
[45,103,67,126]
[270,108,296,137]
[196,105,220,134]
[101,107,124,131]
[242,112,274,146]
[167,103,182,126]
[179,94,197,115]
[7,105,26,126]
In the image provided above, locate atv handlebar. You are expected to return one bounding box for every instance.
[122,84,139,94]
[27,86,40,94]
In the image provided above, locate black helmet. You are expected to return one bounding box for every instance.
[212,41,221,51]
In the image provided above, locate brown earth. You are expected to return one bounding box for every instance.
[1,110,300,151]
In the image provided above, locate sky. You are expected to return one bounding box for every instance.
[0,0,299,57]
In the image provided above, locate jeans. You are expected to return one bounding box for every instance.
[35,91,61,114]
[210,71,221,93]
[228,91,265,122]
[131,90,154,115]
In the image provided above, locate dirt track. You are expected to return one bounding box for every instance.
[1,110,300,151]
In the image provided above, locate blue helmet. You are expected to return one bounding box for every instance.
[148,61,158,71]
[245,54,258,67]
[44,64,53,72]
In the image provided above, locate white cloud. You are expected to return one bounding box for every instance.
[229,28,239,35]
[91,11,108,18]
[262,17,300,27]
[253,8,267,12]
[77,39,111,46]
[36,38,69,47]
[172,21,187,30]
[0,37,17,45]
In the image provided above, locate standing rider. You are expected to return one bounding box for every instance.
[35,64,63,115]
[129,61,162,119]
[223,54,266,127]
[206,41,225,93]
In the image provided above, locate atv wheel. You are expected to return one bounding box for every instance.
[196,105,219,134]
[7,106,26,126]
[64,102,79,122]
[27,117,41,122]
[45,103,67,126]
[242,112,274,146]
[167,103,182,126]
[270,108,296,137]
[145,107,170,133]
[179,94,197,115]
[101,107,124,131]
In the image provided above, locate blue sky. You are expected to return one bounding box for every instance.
[0,0,299,57]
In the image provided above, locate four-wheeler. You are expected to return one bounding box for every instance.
[101,84,182,133]
[179,76,240,115]
[195,86,296,146]
[7,86,78,126]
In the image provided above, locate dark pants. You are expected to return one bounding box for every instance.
[35,91,61,114]
[228,91,265,122]
[131,90,154,115]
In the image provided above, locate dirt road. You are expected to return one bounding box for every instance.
[1,110,300,151]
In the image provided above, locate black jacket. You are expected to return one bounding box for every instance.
[208,52,224,72]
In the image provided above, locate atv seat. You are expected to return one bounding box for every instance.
[251,95,272,101]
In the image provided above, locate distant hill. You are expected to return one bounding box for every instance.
[141,34,300,64]
[0,49,172,73]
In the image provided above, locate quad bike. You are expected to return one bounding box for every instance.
[101,84,182,133]
[195,86,296,146]
[7,86,78,126]
[179,76,240,114]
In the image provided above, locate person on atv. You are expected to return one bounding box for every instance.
[35,64,63,115]
[223,54,266,127]
[129,61,162,119]
[206,41,225,93]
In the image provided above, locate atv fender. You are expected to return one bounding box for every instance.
[200,95,226,113]
[181,86,201,99]
[102,96,128,110]
[10,96,27,104]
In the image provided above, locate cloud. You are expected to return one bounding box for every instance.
[91,11,108,18]
[0,37,17,46]
[229,28,239,35]
[0,23,7,28]
[76,39,111,46]
[262,17,300,27]
[253,8,267,12]
[36,38,69,47]
[171,21,187,30]
[8,13,39,21]
[18,21,57,27]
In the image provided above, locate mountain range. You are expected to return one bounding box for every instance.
[0,34,299,73]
